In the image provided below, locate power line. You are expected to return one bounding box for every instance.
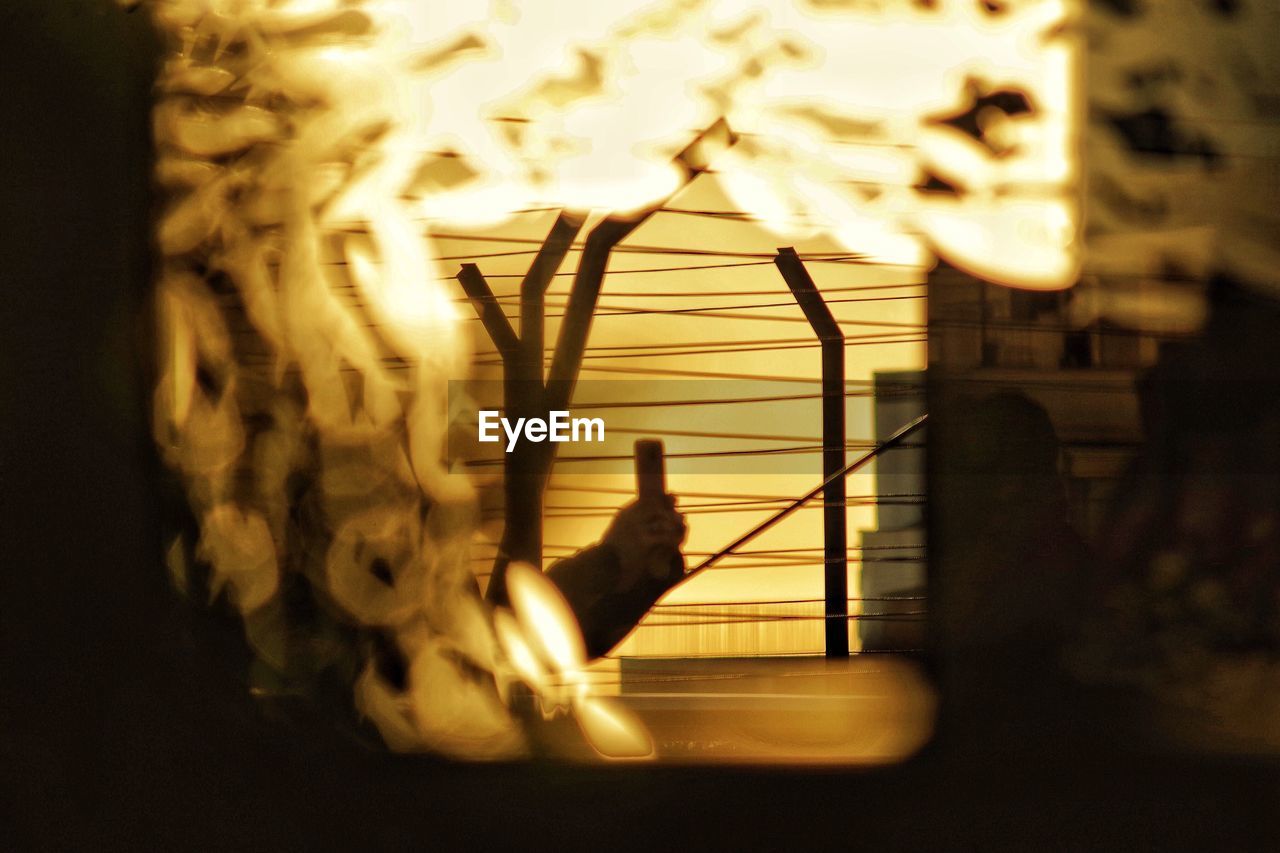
[583,425,837,443]
[599,648,924,659]
[543,484,924,503]
[562,353,924,381]
[644,609,927,621]
[638,611,927,627]
[463,290,926,304]
[541,500,922,518]
[545,492,924,510]
[425,231,891,262]
[464,443,865,466]
[693,546,922,555]
[459,296,927,326]
[445,259,777,278]
[473,334,925,365]
[476,328,923,354]
[478,544,923,555]
[653,596,926,608]
[553,387,925,410]
[550,392,850,410]
[578,283,924,298]
[525,335,842,352]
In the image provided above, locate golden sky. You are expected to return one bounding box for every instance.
[409,0,1078,655]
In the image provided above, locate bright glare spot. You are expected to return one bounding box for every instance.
[575,696,655,759]
[507,562,588,674]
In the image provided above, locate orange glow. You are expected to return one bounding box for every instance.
[503,563,656,758]
[506,562,587,675]
[136,0,1076,759]
[573,697,656,760]
[395,0,1081,287]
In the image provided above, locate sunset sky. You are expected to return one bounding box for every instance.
[142,0,1077,663]
[409,0,1077,655]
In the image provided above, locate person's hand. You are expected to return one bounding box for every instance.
[601,495,687,590]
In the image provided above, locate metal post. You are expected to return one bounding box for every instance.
[461,122,733,604]
[773,248,849,657]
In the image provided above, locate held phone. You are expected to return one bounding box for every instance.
[634,438,683,581]
[634,438,666,501]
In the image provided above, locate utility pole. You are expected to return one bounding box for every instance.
[774,247,849,657]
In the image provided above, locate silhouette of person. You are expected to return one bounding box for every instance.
[545,494,688,659]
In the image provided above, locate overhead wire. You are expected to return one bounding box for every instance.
[439,222,931,640]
